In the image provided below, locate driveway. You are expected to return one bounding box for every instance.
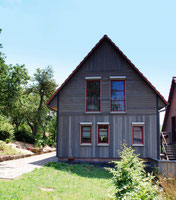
[0,152,57,179]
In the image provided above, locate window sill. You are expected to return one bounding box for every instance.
[132,144,144,147]
[110,111,126,114]
[80,144,92,146]
[97,144,109,147]
[85,112,101,114]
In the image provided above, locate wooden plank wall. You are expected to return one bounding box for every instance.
[55,39,164,160]
[151,159,176,178]
[58,114,157,159]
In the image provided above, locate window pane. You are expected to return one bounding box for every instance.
[133,127,142,132]
[82,137,91,143]
[82,126,91,131]
[82,131,91,138]
[99,126,108,131]
[87,81,100,91]
[112,101,125,111]
[87,80,100,111]
[99,131,107,137]
[98,126,108,143]
[81,126,91,143]
[87,100,100,111]
[87,90,99,97]
[111,80,125,111]
[133,126,143,144]
[112,91,125,100]
[112,81,124,90]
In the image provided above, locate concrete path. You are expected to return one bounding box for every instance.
[0,152,57,179]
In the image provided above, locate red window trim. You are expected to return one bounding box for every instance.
[97,124,109,144]
[111,80,126,112]
[86,79,101,112]
[80,125,92,144]
[132,125,144,145]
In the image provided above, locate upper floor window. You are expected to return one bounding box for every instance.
[111,80,125,112]
[86,80,100,112]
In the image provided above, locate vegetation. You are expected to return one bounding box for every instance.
[108,143,163,200]
[0,29,57,147]
[158,176,176,200]
[0,141,22,155]
[0,162,115,200]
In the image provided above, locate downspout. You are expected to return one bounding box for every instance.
[156,94,160,160]
[56,94,59,158]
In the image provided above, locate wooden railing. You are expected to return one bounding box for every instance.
[161,132,169,160]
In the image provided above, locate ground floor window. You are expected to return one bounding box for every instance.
[81,125,92,144]
[132,124,144,145]
[98,125,109,144]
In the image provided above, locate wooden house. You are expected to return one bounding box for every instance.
[162,77,176,160]
[47,35,167,161]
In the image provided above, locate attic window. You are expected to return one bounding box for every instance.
[86,80,100,112]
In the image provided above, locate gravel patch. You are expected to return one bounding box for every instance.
[0,152,57,179]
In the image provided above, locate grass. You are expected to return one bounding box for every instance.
[0,140,22,155]
[0,162,115,200]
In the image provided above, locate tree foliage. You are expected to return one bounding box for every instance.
[0,29,57,146]
[25,66,57,136]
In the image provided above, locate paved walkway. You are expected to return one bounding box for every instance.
[0,152,57,179]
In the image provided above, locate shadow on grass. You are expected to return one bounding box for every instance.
[29,156,57,166]
[44,162,113,180]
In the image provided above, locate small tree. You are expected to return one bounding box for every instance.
[109,143,162,200]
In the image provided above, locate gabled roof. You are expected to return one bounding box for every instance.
[162,77,176,131]
[47,35,167,107]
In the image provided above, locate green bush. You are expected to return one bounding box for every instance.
[109,143,162,200]
[0,131,12,142]
[14,130,35,144]
[34,133,56,148]
[0,115,14,142]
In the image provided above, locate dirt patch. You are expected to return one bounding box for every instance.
[40,187,55,192]
[0,141,56,162]
[9,141,55,154]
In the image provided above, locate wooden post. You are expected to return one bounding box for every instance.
[156,94,160,160]
[56,94,59,157]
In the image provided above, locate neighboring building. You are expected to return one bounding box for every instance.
[47,35,167,161]
[162,77,176,144]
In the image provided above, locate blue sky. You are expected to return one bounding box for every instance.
[0,0,176,102]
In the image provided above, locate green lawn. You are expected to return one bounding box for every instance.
[0,162,115,200]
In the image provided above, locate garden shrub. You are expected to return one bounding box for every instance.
[0,115,14,142]
[109,143,162,200]
[0,131,12,142]
[34,133,56,148]
[14,130,35,144]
